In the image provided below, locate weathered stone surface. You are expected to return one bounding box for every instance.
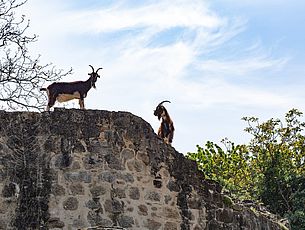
[164,221,178,230]
[63,197,78,210]
[145,191,161,202]
[129,187,140,200]
[0,109,288,230]
[121,148,135,161]
[70,183,85,195]
[105,154,124,170]
[138,204,148,216]
[104,199,124,214]
[217,208,234,223]
[144,219,162,230]
[87,211,112,227]
[99,171,134,184]
[48,217,65,228]
[164,195,172,205]
[0,219,7,230]
[188,196,205,210]
[90,185,107,197]
[167,179,180,192]
[112,187,126,199]
[86,198,102,211]
[153,179,162,188]
[2,182,17,197]
[163,207,180,219]
[72,218,86,229]
[64,171,92,183]
[51,184,66,196]
[117,215,135,228]
[137,151,150,165]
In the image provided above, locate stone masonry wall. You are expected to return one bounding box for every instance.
[0,109,288,229]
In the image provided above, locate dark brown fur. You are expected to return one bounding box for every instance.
[40,65,102,111]
[154,100,175,144]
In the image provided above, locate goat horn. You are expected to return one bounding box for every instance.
[89,65,95,72]
[158,100,171,106]
[96,67,103,73]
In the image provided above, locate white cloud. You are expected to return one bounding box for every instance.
[65,1,222,33]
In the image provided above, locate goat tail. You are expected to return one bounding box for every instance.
[40,88,47,91]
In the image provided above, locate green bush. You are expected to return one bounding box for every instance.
[187,109,305,230]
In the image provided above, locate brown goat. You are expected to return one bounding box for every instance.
[154,100,175,144]
[40,65,102,111]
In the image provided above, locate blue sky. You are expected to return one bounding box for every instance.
[22,0,305,153]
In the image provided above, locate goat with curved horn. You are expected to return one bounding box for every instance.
[158,100,171,107]
[96,67,103,73]
[154,100,175,145]
[40,65,103,111]
[89,64,95,73]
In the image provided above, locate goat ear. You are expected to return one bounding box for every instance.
[88,73,91,75]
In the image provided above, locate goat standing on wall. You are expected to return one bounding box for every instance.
[154,100,175,145]
[40,65,102,111]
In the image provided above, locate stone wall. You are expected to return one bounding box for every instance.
[0,109,288,229]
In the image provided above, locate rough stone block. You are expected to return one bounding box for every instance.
[129,187,140,200]
[51,184,66,196]
[164,221,178,230]
[145,191,161,202]
[70,183,85,195]
[90,185,107,197]
[63,197,78,210]
[117,215,135,228]
[138,204,148,216]
[144,219,162,230]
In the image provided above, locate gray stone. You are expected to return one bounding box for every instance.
[188,197,204,209]
[153,179,162,188]
[70,183,84,195]
[167,179,180,192]
[64,171,91,183]
[98,171,134,184]
[104,199,124,214]
[48,217,65,228]
[112,187,126,199]
[145,191,161,202]
[163,207,180,219]
[144,219,162,230]
[117,215,134,228]
[105,154,124,170]
[86,198,102,211]
[164,195,172,204]
[0,108,287,230]
[90,185,107,197]
[164,221,178,230]
[138,205,148,216]
[72,218,86,228]
[134,160,145,172]
[121,172,134,183]
[87,211,112,227]
[137,151,150,165]
[99,171,116,183]
[129,187,140,200]
[2,182,17,197]
[51,184,65,196]
[217,208,234,223]
[0,219,6,230]
[63,197,78,210]
[71,161,81,169]
[121,148,135,161]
